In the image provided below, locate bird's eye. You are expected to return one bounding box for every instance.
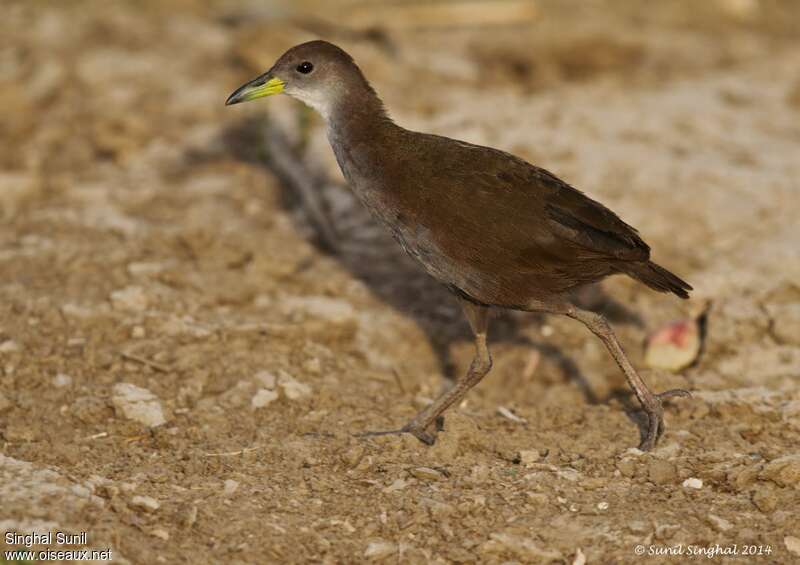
[296,62,314,74]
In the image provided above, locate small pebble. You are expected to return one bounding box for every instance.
[707,514,733,532]
[278,371,312,400]
[53,373,72,387]
[384,478,409,492]
[760,454,800,487]
[410,467,442,481]
[752,487,778,513]
[131,495,160,512]
[519,450,541,467]
[497,406,526,423]
[149,528,169,541]
[0,340,20,353]
[364,540,396,560]
[112,383,166,427]
[682,477,703,489]
[251,388,279,409]
[223,479,239,496]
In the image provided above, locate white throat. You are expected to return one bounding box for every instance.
[288,88,335,122]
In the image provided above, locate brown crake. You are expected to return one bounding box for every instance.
[226,40,692,451]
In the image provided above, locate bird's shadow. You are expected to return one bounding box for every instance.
[210,116,647,410]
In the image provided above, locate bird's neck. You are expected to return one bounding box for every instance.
[320,71,392,140]
[324,85,395,144]
[323,90,403,203]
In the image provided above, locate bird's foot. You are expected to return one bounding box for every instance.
[355,417,444,446]
[638,388,692,452]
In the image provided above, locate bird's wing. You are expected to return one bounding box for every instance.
[529,166,650,261]
[458,145,650,263]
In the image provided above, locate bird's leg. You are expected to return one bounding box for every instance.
[357,300,492,445]
[527,299,690,451]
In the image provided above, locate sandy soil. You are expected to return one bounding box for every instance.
[1,0,800,563]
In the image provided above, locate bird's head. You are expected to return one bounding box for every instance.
[225,40,370,120]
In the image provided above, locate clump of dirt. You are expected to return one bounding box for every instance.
[1,0,799,563]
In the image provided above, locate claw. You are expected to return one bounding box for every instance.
[638,388,691,451]
[402,424,436,445]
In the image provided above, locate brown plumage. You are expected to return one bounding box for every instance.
[227,40,692,451]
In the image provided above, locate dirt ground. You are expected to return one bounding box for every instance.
[2,0,800,563]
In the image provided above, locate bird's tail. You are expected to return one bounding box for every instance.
[623,261,692,299]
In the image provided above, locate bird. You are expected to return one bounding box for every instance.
[226,40,692,451]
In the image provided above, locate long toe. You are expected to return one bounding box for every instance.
[638,410,662,452]
[402,423,437,445]
[656,388,692,400]
[637,388,690,451]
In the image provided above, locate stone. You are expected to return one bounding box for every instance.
[751,486,778,513]
[384,478,409,493]
[728,465,761,491]
[364,540,396,560]
[251,388,279,409]
[130,495,160,512]
[706,514,733,532]
[254,370,277,389]
[760,454,800,488]
[149,528,169,541]
[223,479,239,496]
[112,383,166,427]
[410,467,442,481]
[682,477,703,489]
[519,450,541,467]
[648,460,677,485]
[53,373,72,387]
[0,340,21,353]
[278,371,312,400]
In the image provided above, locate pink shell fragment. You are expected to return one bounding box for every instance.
[644,319,701,372]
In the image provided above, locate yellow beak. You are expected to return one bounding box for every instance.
[225,74,285,105]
